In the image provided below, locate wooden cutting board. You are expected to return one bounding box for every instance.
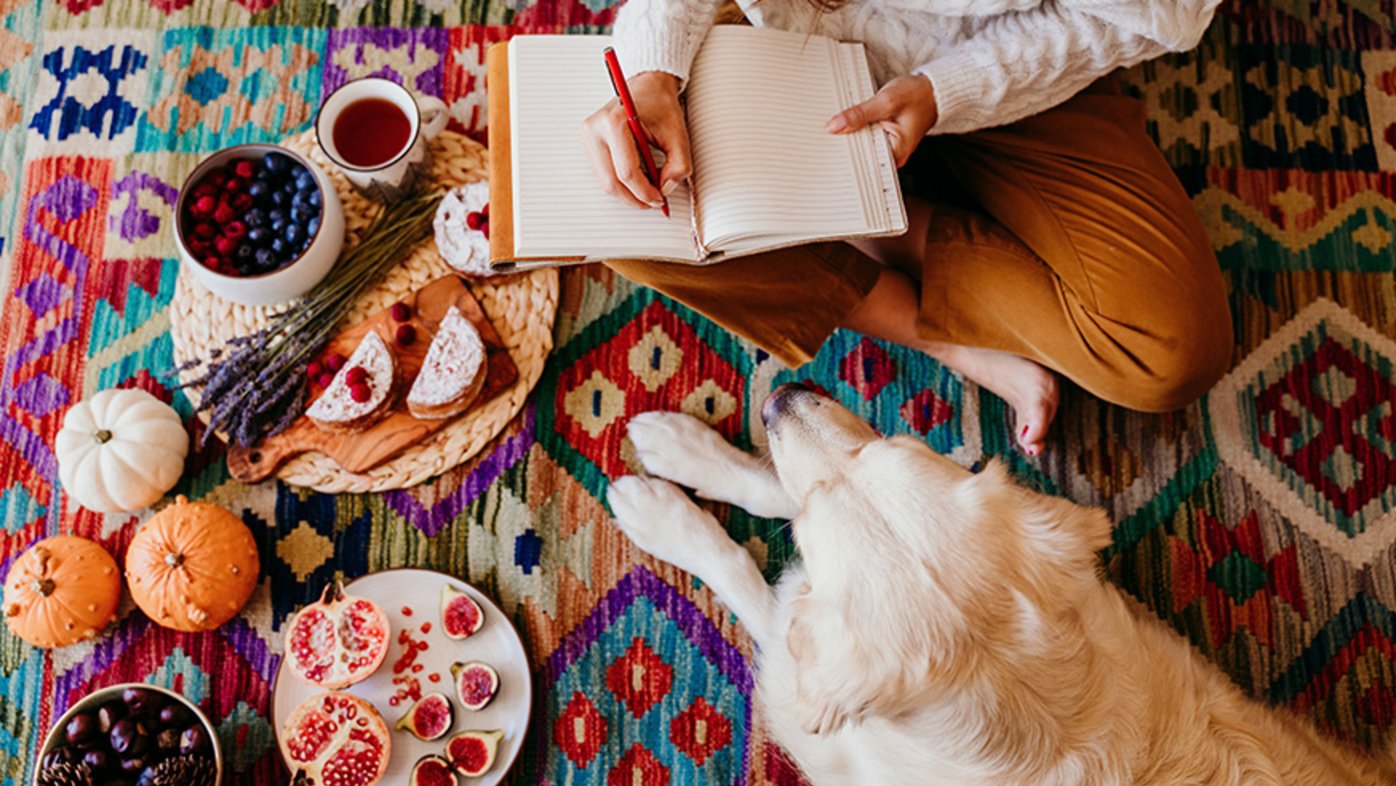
[226,275,518,483]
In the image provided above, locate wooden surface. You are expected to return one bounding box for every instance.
[226,275,519,483]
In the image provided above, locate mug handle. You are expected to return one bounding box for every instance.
[418,96,449,141]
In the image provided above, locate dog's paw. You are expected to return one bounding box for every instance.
[628,411,742,488]
[608,475,728,575]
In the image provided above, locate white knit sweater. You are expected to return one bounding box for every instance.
[611,0,1221,135]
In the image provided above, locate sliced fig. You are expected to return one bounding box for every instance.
[441,585,483,640]
[410,754,459,786]
[451,661,499,711]
[445,730,503,778]
[396,692,454,741]
[285,580,391,690]
[280,691,391,786]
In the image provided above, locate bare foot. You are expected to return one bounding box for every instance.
[926,344,1059,456]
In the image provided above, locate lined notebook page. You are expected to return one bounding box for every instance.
[509,36,699,262]
[685,27,884,251]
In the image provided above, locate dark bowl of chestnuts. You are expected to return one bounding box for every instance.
[34,683,222,786]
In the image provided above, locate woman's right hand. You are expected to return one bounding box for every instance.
[582,71,692,209]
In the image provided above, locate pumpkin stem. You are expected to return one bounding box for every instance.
[165,552,186,569]
[93,429,112,444]
[30,579,55,597]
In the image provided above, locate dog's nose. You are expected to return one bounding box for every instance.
[761,382,816,428]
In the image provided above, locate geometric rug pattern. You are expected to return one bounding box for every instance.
[4,0,1396,783]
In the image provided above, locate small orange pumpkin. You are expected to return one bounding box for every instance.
[125,495,260,632]
[4,536,121,648]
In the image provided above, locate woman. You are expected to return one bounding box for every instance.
[584,0,1232,456]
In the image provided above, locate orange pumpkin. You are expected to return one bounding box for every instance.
[4,536,121,648]
[125,495,260,632]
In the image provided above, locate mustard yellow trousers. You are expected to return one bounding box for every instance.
[607,82,1233,412]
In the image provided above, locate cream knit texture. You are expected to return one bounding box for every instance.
[611,0,1222,135]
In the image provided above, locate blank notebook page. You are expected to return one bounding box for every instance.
[509,35,698,261]
[686,26,871,251]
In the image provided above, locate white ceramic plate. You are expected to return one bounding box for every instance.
[272,569,531,784]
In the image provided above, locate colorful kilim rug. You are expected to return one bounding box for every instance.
[2,0,1396,783]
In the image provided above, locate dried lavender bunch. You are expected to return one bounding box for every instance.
[181,191,440,448]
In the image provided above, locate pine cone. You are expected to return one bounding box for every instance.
[142,755,217,786]
[37,762,93,786]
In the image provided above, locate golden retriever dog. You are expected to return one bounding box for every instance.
[607,383,1396,786]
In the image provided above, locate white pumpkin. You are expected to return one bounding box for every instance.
[56,389,189,513]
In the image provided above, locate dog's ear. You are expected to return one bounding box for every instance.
[786,586,940,735]
[973,460,1113,576]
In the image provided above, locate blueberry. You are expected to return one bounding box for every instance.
[263,152,291,173]
[271,237,287,256]
[270,189,288,207]
[246,227,268,246]
[284,224,303,244]
[244,208,265,228]
[290,191,307,209]
[293,204,316,221]
[307,217,321,236]
[282,180,296,194]
[248,180,269,200]
[255,248,277,269]
[268,208,286,225]
[306,189,322,207]
[236,243,254,261]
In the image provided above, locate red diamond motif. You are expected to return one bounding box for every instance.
[900,388,953,434]
[839,337,897,400]
[607,743,669,786]
[669,696,733,765]
[606,637,673,718]
[553,691,608,767]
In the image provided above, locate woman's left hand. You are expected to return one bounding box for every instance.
[826,74,938,167]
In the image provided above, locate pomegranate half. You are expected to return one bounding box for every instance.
[281,692,391,786]
[285,580,391,689]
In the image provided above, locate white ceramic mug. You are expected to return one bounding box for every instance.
[316,77,448,201]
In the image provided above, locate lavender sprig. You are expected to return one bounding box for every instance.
[181,191,441,448]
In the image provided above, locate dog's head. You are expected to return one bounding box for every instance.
[763,384,1112,734]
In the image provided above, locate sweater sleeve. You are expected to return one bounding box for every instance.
[610,0,725,85]
[915,0,1222,136]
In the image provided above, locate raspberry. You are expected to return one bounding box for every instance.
[214,236,238,256]
[234,160,256,179]
[225,177,244,193]
[193,221,217,240]
[205,167,227,186]
[223,221,247,239]
[325,353,346,372]
[192,183,216,199]
[213,203,236,224]
[233,193,254,211]
[349,383,372,403]
[394,325,416,347]
[307,360,323,379]
[316,372,335,389]
[202,256,221,271]
[465,211,482,230]
[390,302,412,323]
[191,195,217,216]
[345,366,369,385]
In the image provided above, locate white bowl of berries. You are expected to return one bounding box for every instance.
[174,144,345,307]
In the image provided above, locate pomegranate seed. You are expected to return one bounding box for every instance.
[234,160,256,179]
[482,202,489,216]
[345,366,368,385]
[325,353,346,372]
[390,302,411,322]
[349,383,371,403]
[465,211,482,230]
[482,224,489,240]
[307,360,323,379]
[394,325,416,347]
[401,606,413,616]
[316,372,334,389]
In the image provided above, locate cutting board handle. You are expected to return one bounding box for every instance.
[227,439,299,484]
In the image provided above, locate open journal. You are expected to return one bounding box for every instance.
[486,26,907,270]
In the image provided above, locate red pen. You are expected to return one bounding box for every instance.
[603,46,670,217]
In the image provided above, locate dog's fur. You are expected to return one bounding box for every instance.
[608,386,1396,786]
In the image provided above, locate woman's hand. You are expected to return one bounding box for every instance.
[582,71,692,209]
[827,74,938,167]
